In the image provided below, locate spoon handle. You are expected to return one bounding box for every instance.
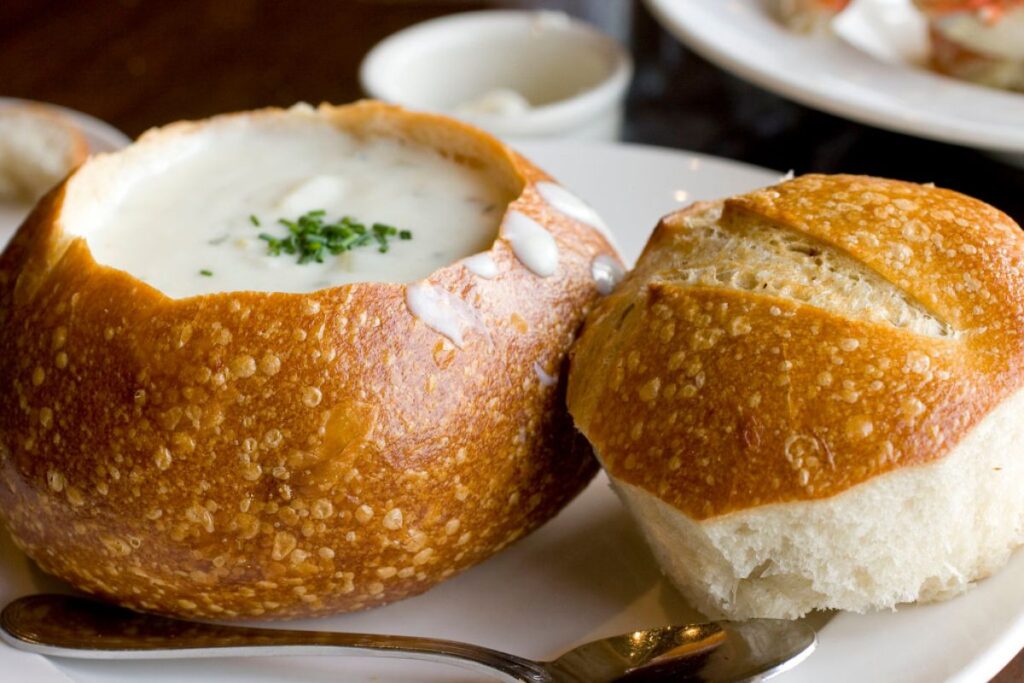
[1,595,549,683]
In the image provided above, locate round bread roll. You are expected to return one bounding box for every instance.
[0,104,88,202]
[0,101,620,619]
[568,174,1024,620]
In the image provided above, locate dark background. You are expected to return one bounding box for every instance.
[2,1,1022,680]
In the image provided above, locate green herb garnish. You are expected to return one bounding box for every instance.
[249,214,261,227]
[199,269,213,277]
[256,210,412,264]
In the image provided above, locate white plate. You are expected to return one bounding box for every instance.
[643,0,1024,154]
[2,141,1023,682]
[0,99,131,244]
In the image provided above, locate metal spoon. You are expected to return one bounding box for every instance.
[1,594,815,682]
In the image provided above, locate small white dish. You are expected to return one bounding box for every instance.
[4,140,1024,682]
[359,11,633,141]
[644,0,1024,155]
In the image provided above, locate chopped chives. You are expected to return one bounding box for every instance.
[251,210,412,264]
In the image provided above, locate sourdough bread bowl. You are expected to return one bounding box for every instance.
[0,101,620,619]
[568,174,1024,620]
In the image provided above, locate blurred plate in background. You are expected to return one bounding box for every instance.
[644,0,1024,155]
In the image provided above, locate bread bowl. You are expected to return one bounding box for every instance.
[0,101,620,620]
[568,173,1024,619]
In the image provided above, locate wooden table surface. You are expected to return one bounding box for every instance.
[2,0,1023,680]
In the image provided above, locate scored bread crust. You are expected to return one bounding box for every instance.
[569,174,1024,520]
[0,101,616,620]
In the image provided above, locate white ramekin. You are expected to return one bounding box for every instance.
[359,10,633,142]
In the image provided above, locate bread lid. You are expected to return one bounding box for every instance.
[569,174,1024,519]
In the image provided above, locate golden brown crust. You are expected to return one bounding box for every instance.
[0,101,618,619]
[568,174,1024,520]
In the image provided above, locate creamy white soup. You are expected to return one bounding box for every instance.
[78,118,507,298]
